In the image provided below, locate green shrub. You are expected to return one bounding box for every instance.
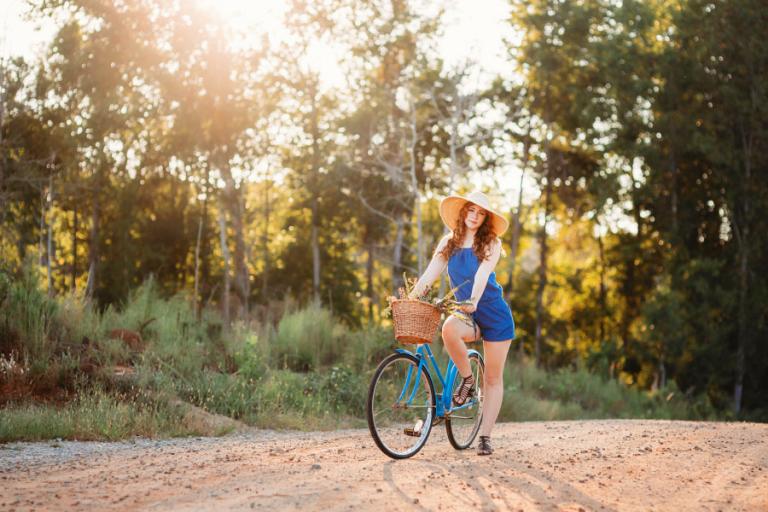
[0,270,722,442]
[250,368,365,429]
[0,266,58,367]
[168,369,260,421]
[500,358,718,421]
[54,292,102,349]
[500,391,586,421]
[341,325,396,373]
[232,324,270,381]
[271,303,342,372]
[104,280,208,378]
[0,388,193,442]
[305,365,366,415]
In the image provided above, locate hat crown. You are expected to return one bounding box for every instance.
[464,191,492,211]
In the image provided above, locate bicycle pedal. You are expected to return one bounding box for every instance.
[404,419,424,437]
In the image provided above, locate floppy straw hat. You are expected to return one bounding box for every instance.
[439,191,509,237]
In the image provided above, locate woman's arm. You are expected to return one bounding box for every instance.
[461,238,502,312]
[407,235,450,299]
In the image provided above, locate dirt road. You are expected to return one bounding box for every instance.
[2,420,767,511]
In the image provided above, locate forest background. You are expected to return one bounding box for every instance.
[1,0,766,439]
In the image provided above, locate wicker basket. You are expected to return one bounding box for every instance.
[391,299,441,344]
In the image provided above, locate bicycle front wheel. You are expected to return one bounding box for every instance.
[446,351,485,450]
[366,352,436,459]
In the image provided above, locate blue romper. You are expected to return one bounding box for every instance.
[447,247,516,342]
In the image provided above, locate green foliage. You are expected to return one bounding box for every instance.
[3,0,767,432]
[0,388,193,442]
[0,270,722,441]
[501,359,717,422]
[271,302,342,372]
[339,325,396,373]
[105,279,231,378]
[305,366,366,415]
[0,265,58,366]
[163,370,258,421]
[54,292,102,350]
[232,325,271,382]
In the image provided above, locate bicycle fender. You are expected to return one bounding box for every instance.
[395,348,418,358]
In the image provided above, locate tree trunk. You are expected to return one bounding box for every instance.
[733,119,753,416]
[261,180,271,302]
[219,161,249,320]
[178,176,189,288]
[506,203,523,299]
[85,172,101,299]
[218,208,231,325]
[441,106,462,295]
[597,227,607,346]
[231,184,249,319]
[310,81,322,304]
[193,198,204,314]
[620,172,643,356]
[734,242,747,414]
[366,237,375,323]
[510,169,526,358]
[392,215,406,295]
[506,138,529,300]
[311,197,321,303]
[409,107,424,274]
[534,167,552,368]
[0,60,5,218]
[46,174,54,297]
[201,167,211,302]
[71,203,77,291]
[39,188,45,266]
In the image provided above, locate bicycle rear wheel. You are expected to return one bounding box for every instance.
[445,352,484,450]
[366,352,436,459]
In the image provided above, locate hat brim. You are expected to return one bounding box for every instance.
[439,195,509,237]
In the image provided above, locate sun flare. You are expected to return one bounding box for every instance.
[197,0,345,89]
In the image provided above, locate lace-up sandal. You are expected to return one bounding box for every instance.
[452,374,476,406]
[477,435,493,456]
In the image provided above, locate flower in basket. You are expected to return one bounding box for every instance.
[385,273,476,329]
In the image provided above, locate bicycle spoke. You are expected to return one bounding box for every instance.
[372,402,432,419]
[367,353,435,459]
[445,353,484,450]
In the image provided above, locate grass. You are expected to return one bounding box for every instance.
[0,388,196,443]
[499,359,717,422]
[271,303,341,372]
[0,266,720,442]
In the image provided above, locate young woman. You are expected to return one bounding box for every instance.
[407,191,515,456]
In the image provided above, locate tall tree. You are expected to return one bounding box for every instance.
[334,0,443,294]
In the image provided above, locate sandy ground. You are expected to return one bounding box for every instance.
[1,419,767,511]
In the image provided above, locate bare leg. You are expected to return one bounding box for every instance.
[480,339,512,437]
[441,316,477,378]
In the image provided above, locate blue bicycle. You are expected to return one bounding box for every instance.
[366,342,485,459]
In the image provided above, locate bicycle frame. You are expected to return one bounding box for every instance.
[395,344,482,418]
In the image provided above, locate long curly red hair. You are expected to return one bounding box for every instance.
[439,202,497,262]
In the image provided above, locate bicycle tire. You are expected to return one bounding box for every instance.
[445,352,485,450]
[366,352,436,459]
